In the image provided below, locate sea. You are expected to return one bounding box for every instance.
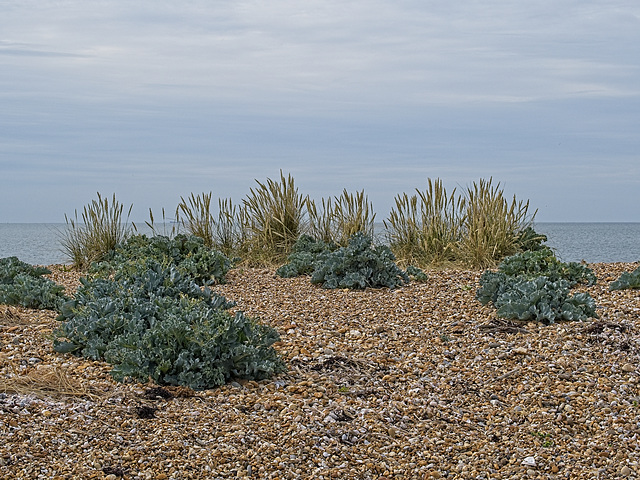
[0,222,638,266]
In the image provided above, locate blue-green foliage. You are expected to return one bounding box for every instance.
[310,233,409,289]
[514,226,548,252]
[92,234,232,285]
[405,265,429,282]
[0,257,67,310]
[497,247,596,286]
[610,265,640,290]
[275,235,337,278]
[477,249,598,324]
[481,274,597,323]
[54,244,285,389]
[278,233,412,289]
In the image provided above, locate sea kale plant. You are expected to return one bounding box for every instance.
[610,265,640,290]
[496,247,597,286]
[54,243,285,390]
[0,257,67,310]
[275,235,337,278]
[91,234,233,285]
[278,233,415,289]
[476,248,598,324]
[310,233,410,289]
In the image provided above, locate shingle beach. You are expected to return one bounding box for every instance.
[1,263,639,479]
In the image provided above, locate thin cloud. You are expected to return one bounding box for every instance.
[0,0,639,222]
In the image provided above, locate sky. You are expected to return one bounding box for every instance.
[1,0,639,223]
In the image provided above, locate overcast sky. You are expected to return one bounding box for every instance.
[1,0,639,223]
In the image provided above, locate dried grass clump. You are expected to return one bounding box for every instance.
[0,365,105,400]
[385,177,536,269]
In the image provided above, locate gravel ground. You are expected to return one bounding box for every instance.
[1,263,639,480]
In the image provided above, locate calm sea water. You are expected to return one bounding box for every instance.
[534,222,639,263]
[0,222,638,266]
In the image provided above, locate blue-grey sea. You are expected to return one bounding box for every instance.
[0,222,638,266]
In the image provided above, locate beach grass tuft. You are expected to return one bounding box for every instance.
[59,192,132,270]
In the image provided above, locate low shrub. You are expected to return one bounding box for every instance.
[497,247,596,286]
[610,265,640,290]
[0,257,67,310]
[54,254,284,390]
[514,226,548,252]
[476,249,598,324]
[310,233,409,289]
[405,265,429,282]
[275,235,337,278]
[278,233,420,289]
[92,234,232,285]
[477,272,597,324]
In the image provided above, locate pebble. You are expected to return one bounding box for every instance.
[1,263,639,479]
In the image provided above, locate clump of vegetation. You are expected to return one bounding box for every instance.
[311,233,408,289]
[308,189,376,247]
[0,257,67,310]
[62,175,543,270]
[610,265,640,291]
[242,171,309,265]
[405,265,428,282]
[174,194,247,259]
[53,247,285,390]
[59,192,133,270]
[477,272,597,323]
[497,247,596,286]
[385,178,462,267]
[91,234,233,286]
[275,235,337,278]
[385,177,540,269]
[476,249,598,324]
[276,233,408,289]
[514,226,548,252]
[278,233,424,289]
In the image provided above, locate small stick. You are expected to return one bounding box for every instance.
[494,367,521,382]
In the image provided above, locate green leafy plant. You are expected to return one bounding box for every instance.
[491,276,597,323]
[275,235,337,278]
[477,249,598,324]
[59,192,133,270]
[0,257,67,310]
[91,234,232,286]
[515,226,548,252]
[54,259,285,389]
[278,233,411,289]
[310,233,409,289]
[497,247,596,286]
[610,265,640,290]
[405,265,428,282]
[531,431,554,447]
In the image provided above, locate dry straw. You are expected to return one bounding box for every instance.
[0,363,105,400]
